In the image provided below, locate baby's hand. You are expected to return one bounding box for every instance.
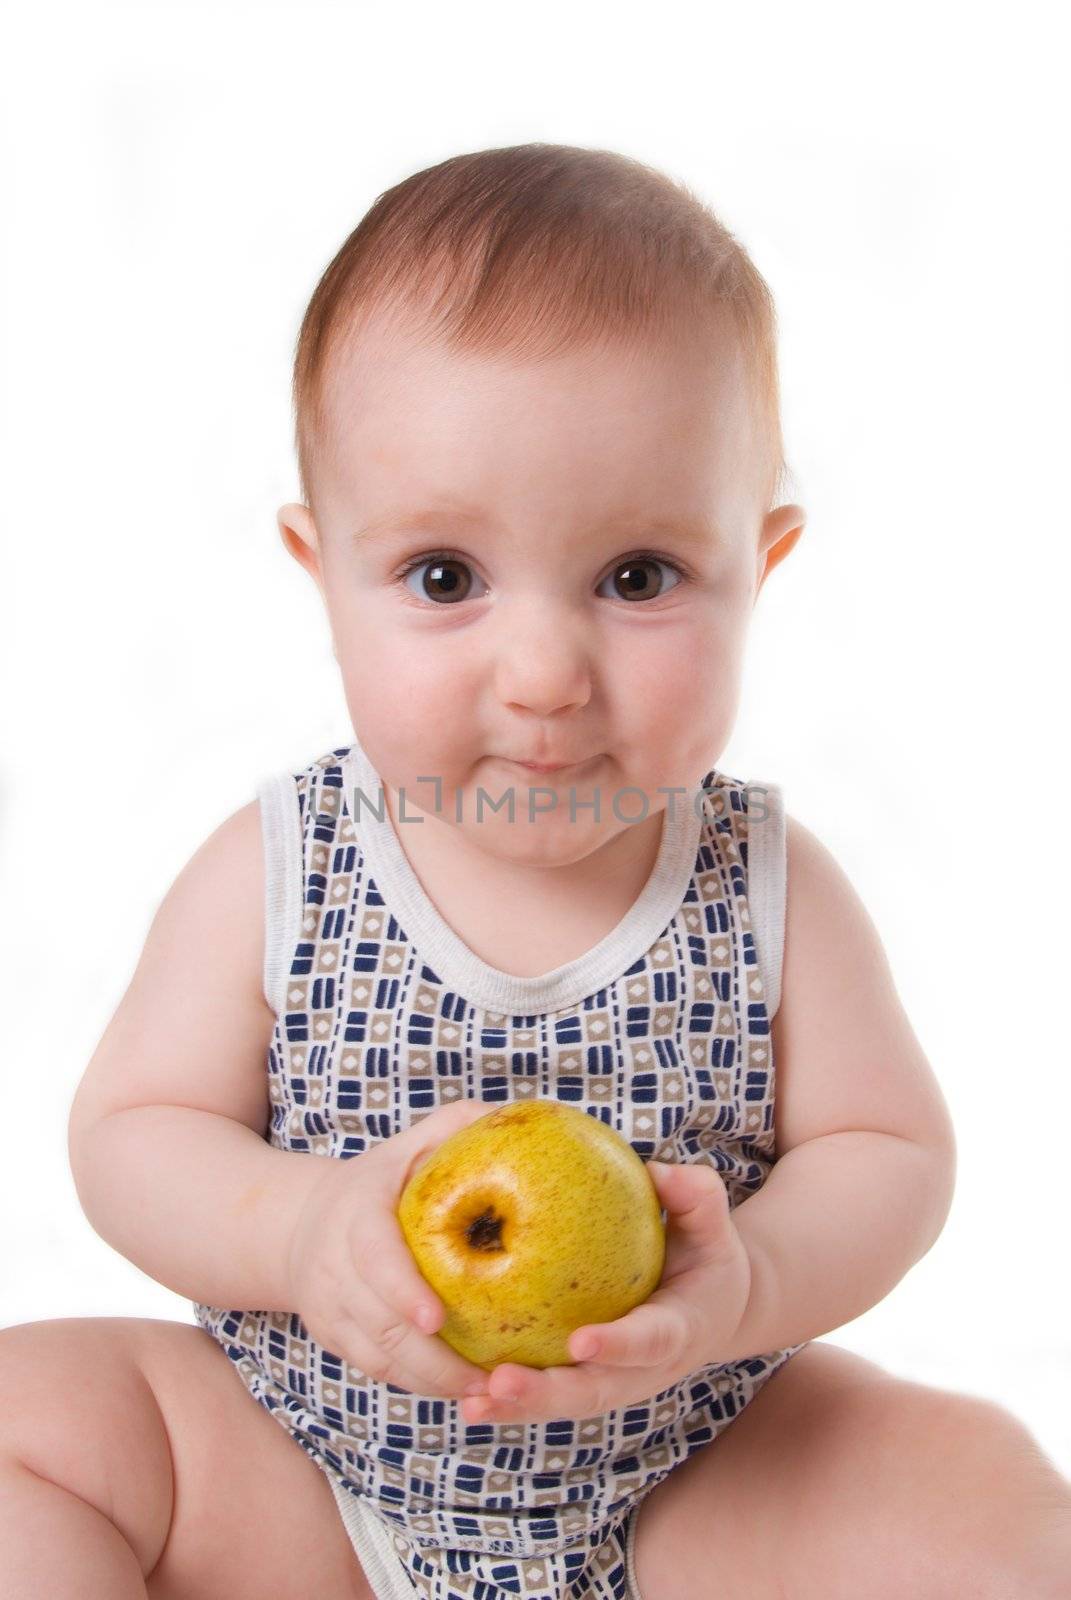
[285,1099,493,1399]
[461,1160,753,1425]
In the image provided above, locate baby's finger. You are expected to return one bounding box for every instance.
[351,1206,444,1334]
[333,1287,490,1398]
[468,1359,618,1424]
[342,1268,492,1393]
[647,1159,729,1227]
[647,1160,733,1268]
[566,1300,690,1369]
[390,1098,494,1191]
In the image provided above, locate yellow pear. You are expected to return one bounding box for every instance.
[397,1099,666,1370]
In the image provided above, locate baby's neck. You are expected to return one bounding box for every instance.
[383,784,666,978]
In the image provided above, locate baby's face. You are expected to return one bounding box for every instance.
[280,308,803,869]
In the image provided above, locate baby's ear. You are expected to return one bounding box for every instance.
[756,503,806,591]
[277,502,327,597]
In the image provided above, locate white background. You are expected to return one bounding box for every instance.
[2,0,1069,1483]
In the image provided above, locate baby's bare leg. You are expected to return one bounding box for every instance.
[632,1341,1071,1600]
[0,1316,372,1600]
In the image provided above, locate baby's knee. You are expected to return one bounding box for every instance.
[867,1385,1071,1598]
[0,1315,175,1579]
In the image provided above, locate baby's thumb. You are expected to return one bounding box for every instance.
[394,1098,492,1190]
[646,1159,731,1244]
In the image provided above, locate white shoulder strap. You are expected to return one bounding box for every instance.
[746,781,786,1020]
[256,771,304,1018]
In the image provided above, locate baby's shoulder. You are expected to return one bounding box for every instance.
[68,797,273,1145]
[778,806,892,1039]
[771,809,956,1162]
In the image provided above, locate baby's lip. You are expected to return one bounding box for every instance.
[503,755,597,772]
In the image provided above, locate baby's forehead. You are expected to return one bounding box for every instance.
[313,325,763,546]
[321,303,750,441]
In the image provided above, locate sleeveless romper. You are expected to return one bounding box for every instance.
[193,735,807,1600]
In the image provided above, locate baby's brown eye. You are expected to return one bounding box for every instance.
[401,557,477,604]
[602,558,682,603]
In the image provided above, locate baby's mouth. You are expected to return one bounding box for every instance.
[499,755,600,775]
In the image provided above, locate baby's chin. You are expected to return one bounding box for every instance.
[449,810,642,872]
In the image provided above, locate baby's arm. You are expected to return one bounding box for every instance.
[715,815,957,1365]
[66,803,495,1400]
[67,802,331,1310]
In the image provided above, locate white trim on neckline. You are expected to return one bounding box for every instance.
[339,741,704,1015]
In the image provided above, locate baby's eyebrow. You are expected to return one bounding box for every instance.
[350,506,724,546]
[352,505,494,543]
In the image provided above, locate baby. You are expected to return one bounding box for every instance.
[3,142,1069,1600]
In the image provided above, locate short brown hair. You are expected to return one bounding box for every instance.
[291,142,788,520]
